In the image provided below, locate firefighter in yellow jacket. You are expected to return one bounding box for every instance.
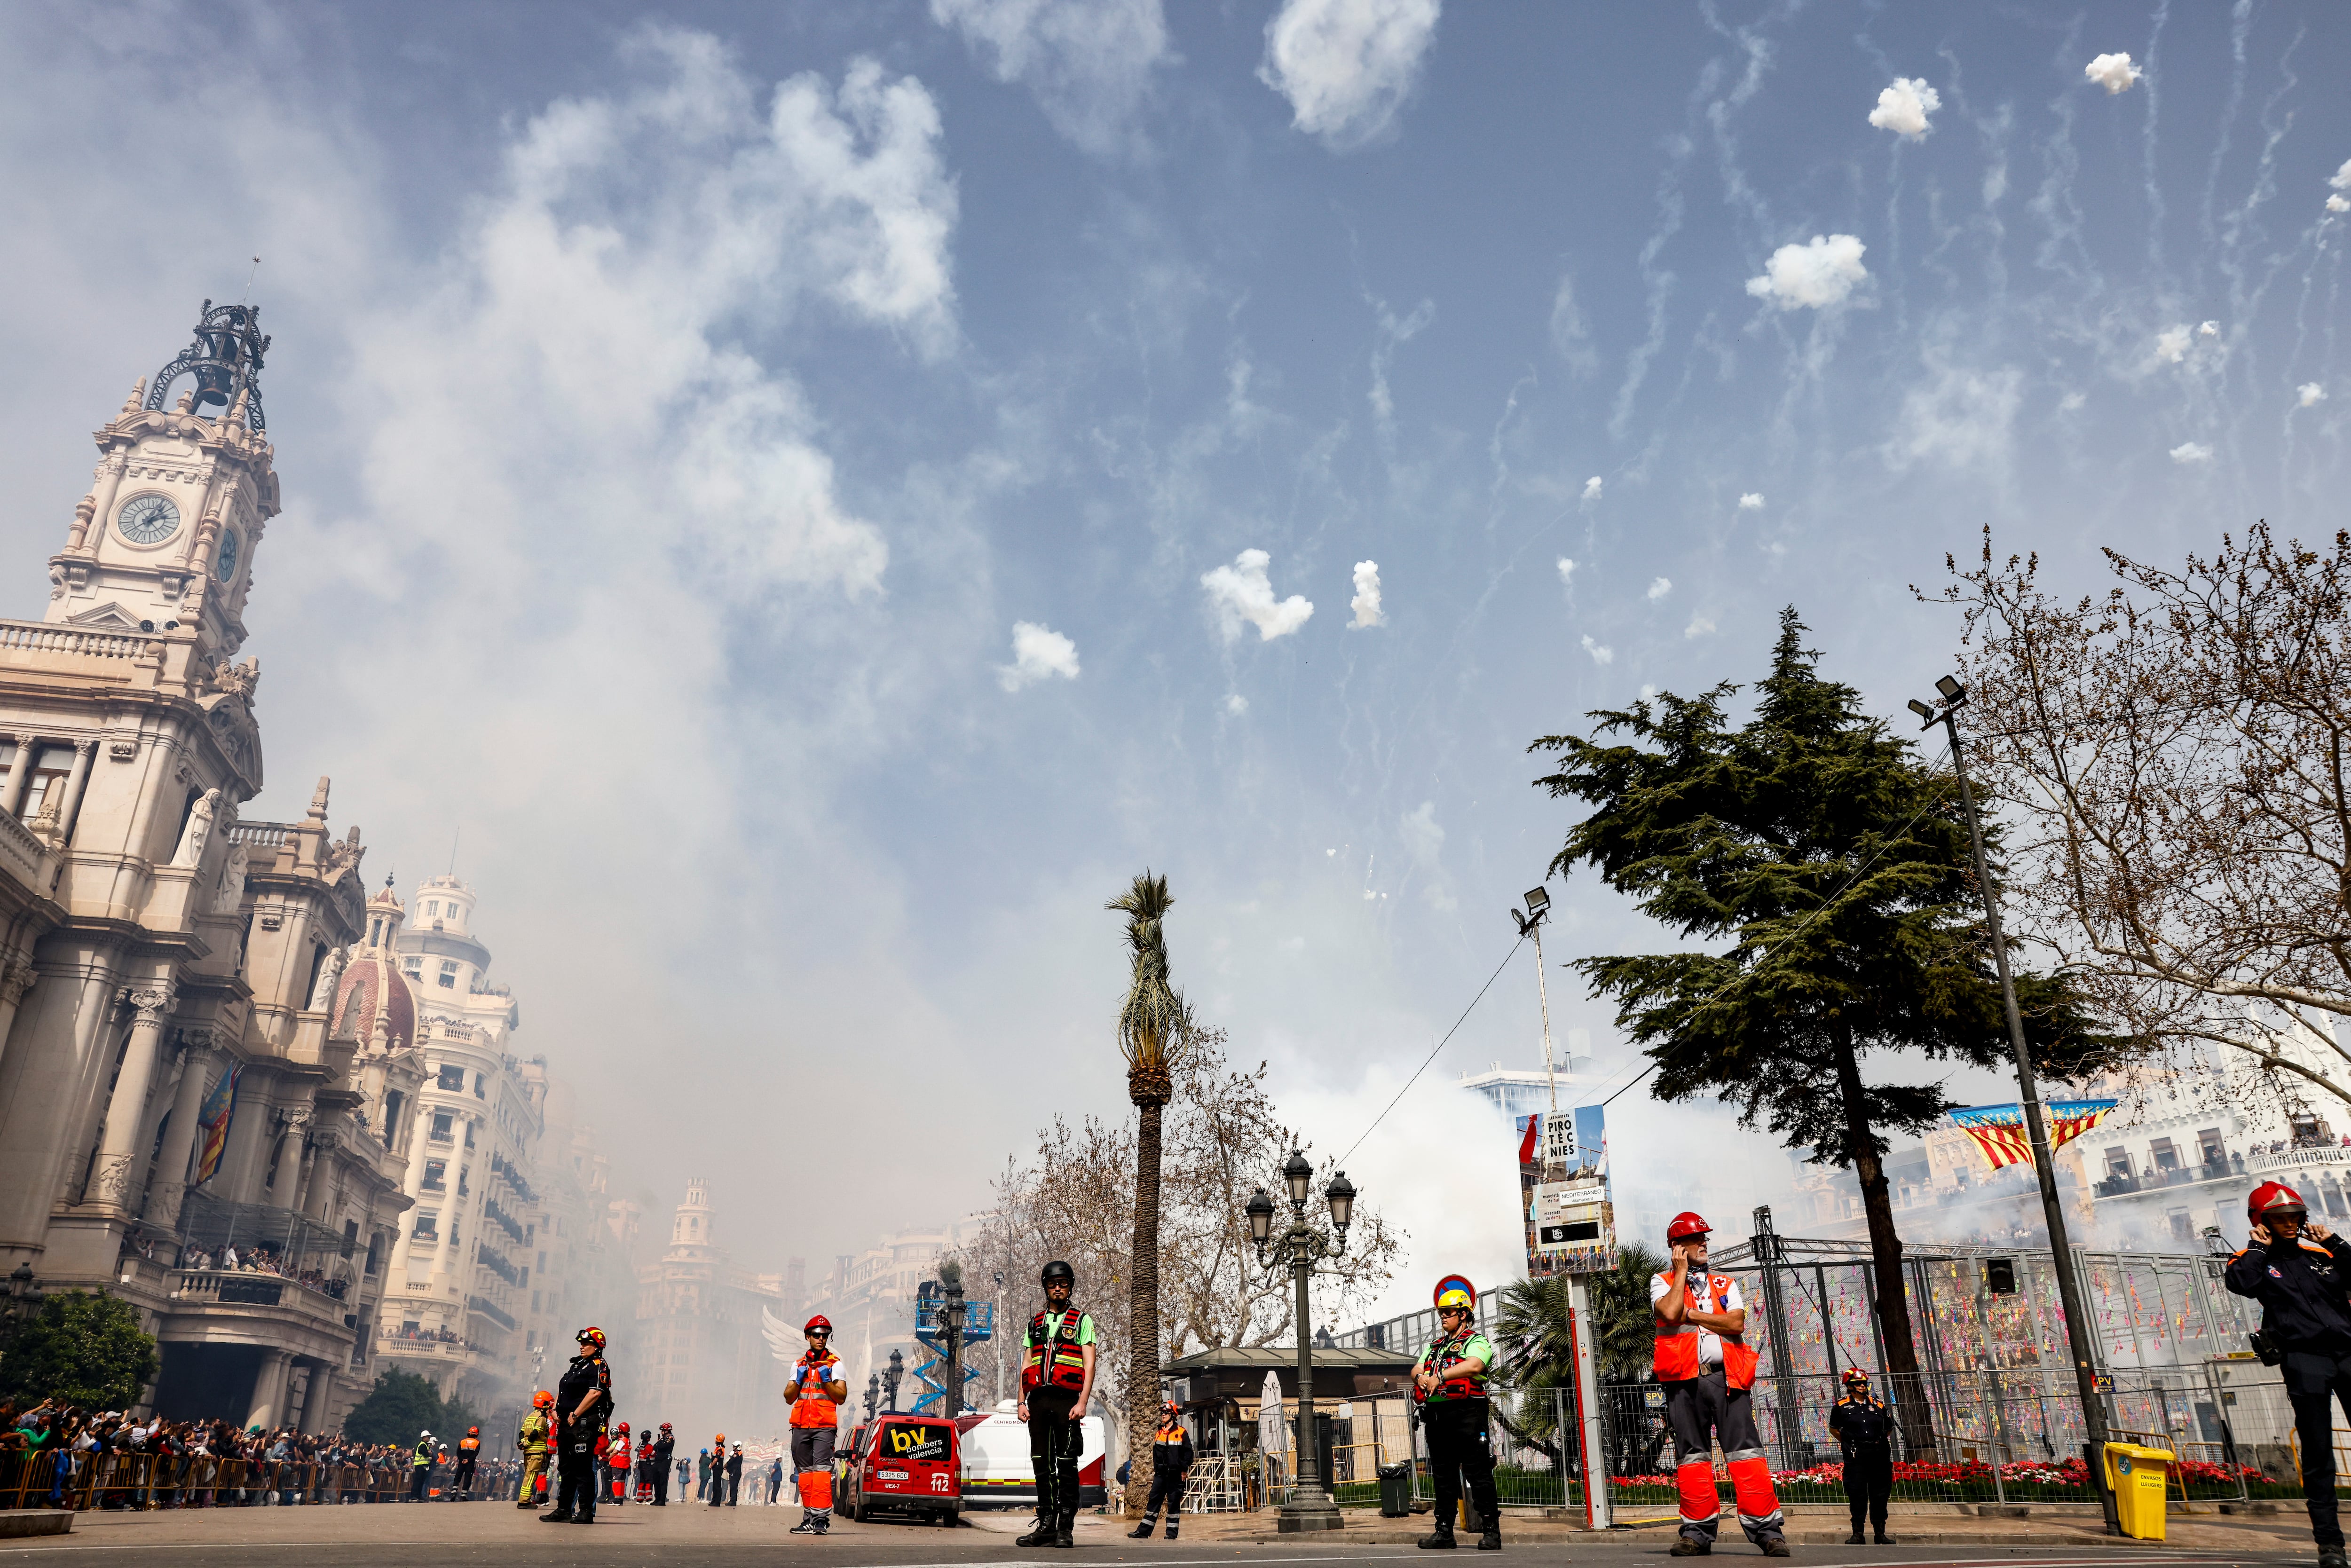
[1653,1212,1787,1558]
[516,1391,552,1509]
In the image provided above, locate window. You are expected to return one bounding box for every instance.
[402,957,422,978]
[413,1212,440,1239]
[18,746,76,825]
[383,1089,404,1144]
[538,1252,548,1272]
[421,1159,447,1191]
[2151,1137,2179,1171]
[457,1166,469,1196]
[365,1234,382,1276]
[2197,1128,2226,1166]
[425,901,438,917]
[438,1065,466,1091]
[463,1121,475,1148]
[430,1113,454,1143]
[438,960,459,990]
[473,1072,487,1099]
[2103,1146,2130,1178]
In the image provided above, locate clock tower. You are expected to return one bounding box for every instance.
[47,301,279,678]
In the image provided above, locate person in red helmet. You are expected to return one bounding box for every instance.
[785,1316,847,1535]
[651,1422,674,1505]
[518,1392,553,1510]
[544,1326,613,1524]
[1653,1212,1788,1558]
[2226,1181,2351,1568]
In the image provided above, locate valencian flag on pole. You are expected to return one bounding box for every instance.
[1949,1099,2118,1171]
[193,1063,240,1185]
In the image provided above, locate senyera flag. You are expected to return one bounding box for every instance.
[1949,1099,2118,1171]
[193,1063,241,1185]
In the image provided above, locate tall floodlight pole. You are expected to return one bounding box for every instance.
[1909,678,2118,1537]
[1514,886,1608,1529]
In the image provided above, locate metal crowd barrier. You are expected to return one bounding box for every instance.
[0,1453,439,1509]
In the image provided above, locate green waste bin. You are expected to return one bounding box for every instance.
[2103,1443,2172,1541]
[1377,1462,1412,1518]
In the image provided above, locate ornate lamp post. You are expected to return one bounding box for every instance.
[941,1262,968,1418]
[883,1348,905,1414]
[1247,1151,1356,1534]
[864,1373,881,1424]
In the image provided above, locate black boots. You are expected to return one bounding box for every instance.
[1017,1519,1057,1547]
[1476,1525,1502,1551]
[1845,1534,1864,1545]
[1419,1525,1457,1550]
[1057,1510,1078,1548]
[539,1510,573,1523]
[1668,1539,1710,1557]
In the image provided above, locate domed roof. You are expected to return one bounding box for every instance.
[334,875,419,1048]
[333,950,418,1049]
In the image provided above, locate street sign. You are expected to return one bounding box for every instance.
[1530,1175,1615,1273]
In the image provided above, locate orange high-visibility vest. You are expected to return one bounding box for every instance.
[1652,1271,1758,1388]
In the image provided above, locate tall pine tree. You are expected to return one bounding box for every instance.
[1531,609,2120,1453]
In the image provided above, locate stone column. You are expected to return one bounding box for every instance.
[245,1347,292,1431]
[303,1131,340,1225]
[145,1034,214,1231]
[55,740,95,844]
[265,1110,309,1208]
[0,736,34,816]
[0,956,39,1079]
[214,1077,275,1204]
[85,986,175,1215]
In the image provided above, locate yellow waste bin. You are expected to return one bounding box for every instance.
[2103,1443,2173,1541]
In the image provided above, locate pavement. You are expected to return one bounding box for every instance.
[0,1499,2323,1568]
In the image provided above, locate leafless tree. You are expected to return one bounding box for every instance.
[1935,522,2351,1105]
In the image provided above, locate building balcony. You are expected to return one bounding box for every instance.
[168,1269,354,1330]
[2248,1143,2351,1174]
[2092,1159,2242,1199]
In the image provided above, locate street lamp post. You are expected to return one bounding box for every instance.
[993,1271,1007,1408]
[864,1373,881,1424]
[1909,677,2119,1537]
[884,1348,905,1414]
[941,1263,968,1418]
[1246,1152,1356,1534]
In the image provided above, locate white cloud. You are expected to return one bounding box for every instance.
[1685,615,1715,638]
[1201,548,1315,641]
[2333,158,2351,192]
[1885,361,2023,474]
[1223,693,1250,716]
[2198,320,2219,338]
[930,0,1170,158]
[1555,557,1577,587]
[2301,383,2329,408]
[1646,576,1671,602]
[1745,234,1869,310]
[1738,493,1764,510]
[1581,635,1613,666]
[1258,0,1441,151]
[2154,325,2194,364]
[2059,390,2087,411]
[1581,475,1602,501]
[1867,77,1940,140]
[996,621,1081,690]
[1349,559,1386,628]
[2169,441,2215,465]
[2329,196,2350,215]
[2085,53,2141,94]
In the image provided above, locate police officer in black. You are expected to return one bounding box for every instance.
[543,1326,614,1525]
[1828,1367,1894,1544]
[2227,1181,2351,1568]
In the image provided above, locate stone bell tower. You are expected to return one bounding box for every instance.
[46,301,280,675]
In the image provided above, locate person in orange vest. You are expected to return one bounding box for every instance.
[1653,1212,1788,1558]
[1017,1259,1097,1550]
[453,1426,481,1500]
[784,1318,847,1535]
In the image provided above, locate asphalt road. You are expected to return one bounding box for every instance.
[0,1505,2313,1568]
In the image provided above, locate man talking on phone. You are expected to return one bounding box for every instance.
[2227,1182,2351,1568]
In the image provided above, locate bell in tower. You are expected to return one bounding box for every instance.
[146,300,271,428]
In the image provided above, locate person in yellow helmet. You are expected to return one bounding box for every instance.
[1413,1278,1499,1551]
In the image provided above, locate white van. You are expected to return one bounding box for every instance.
[959,1400,1108,1510]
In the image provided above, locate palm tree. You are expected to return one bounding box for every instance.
[1108,871,1193,1512]
[1494,1244,1666,1459]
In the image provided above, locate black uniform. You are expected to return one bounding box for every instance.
[651,1433,673,1505]
[1131,1423,1194,1539]
[1828,1391,1894,1539]
[2226,1230,2351,1552]
[551,1353,613,1522]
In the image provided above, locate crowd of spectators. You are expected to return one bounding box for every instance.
[175,1247,350,1301]
[0,1401,525,1507]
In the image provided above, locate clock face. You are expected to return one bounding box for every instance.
[117,493,181,546]
[215,530,240,583]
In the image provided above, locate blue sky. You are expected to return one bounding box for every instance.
[0,1,2343,1313]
